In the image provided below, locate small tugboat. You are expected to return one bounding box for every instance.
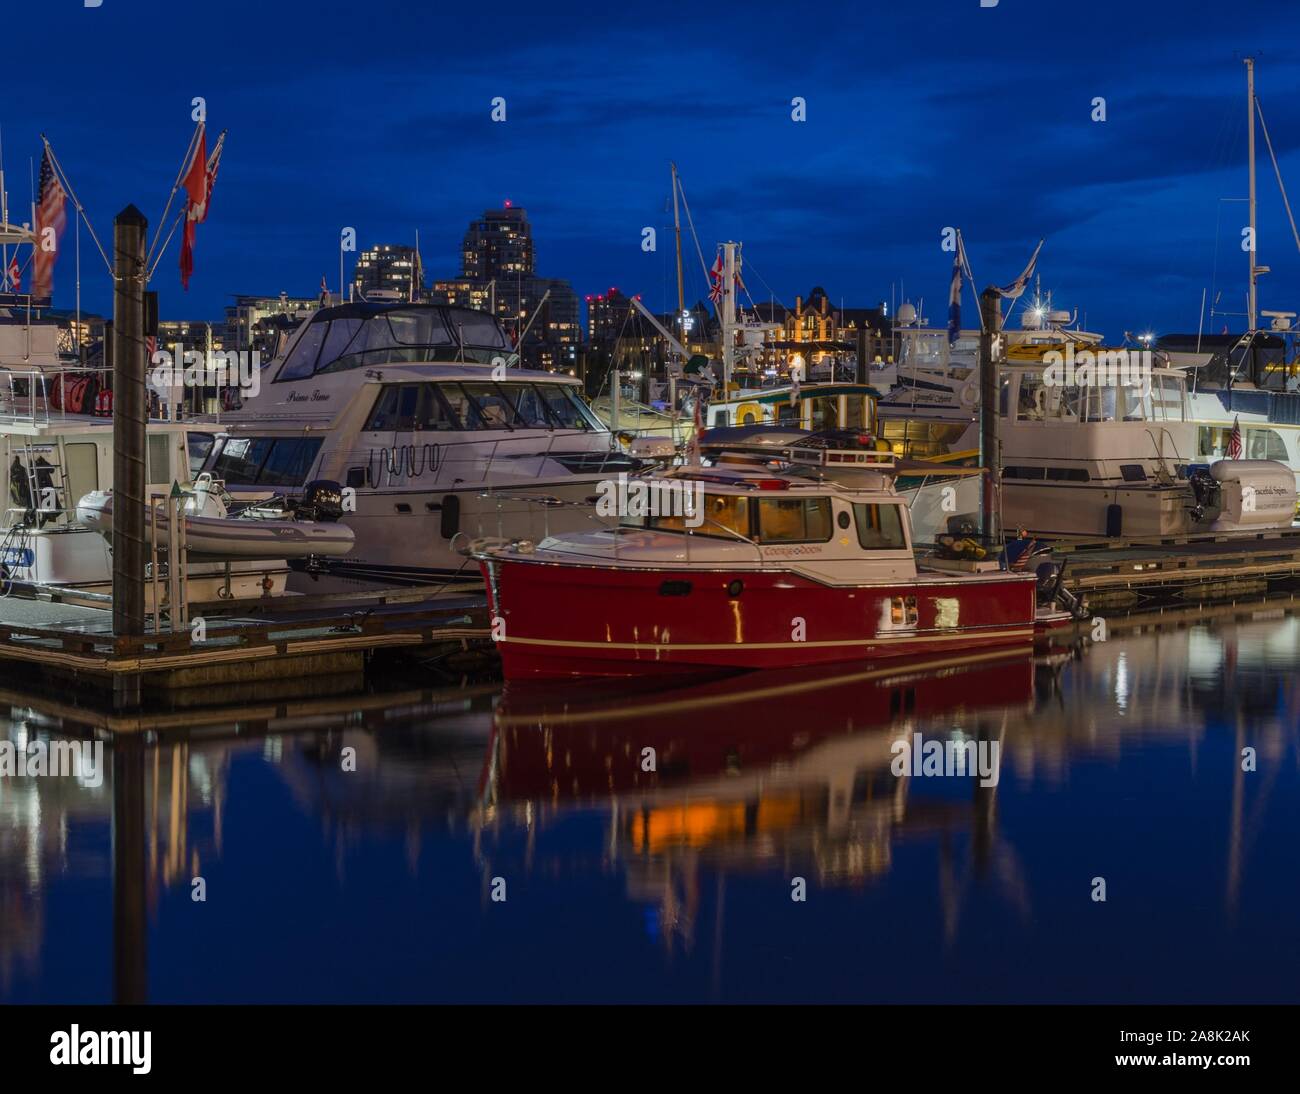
[474,443,1057,680]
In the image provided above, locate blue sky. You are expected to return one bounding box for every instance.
[7,0,1300,337]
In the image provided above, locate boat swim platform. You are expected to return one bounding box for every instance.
[0,583,494,705]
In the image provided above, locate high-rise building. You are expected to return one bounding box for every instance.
[352,244,425,301]
[426,202,580,370]
[461,202,534,280]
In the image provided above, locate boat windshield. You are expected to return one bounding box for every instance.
[275,307,512,381]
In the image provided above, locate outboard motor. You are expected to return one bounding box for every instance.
[296,480,345,522]
[1186,465,1219,523]
[1035,558,1088,619]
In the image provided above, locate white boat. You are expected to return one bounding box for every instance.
[196,300,636,593]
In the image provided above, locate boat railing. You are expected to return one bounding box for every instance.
[0,366,117,426]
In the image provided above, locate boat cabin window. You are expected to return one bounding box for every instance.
[807,396,837,431]
[209,436,324,487]
[755,497,833,544]
[187,432,215,478]
[1248,427,1288,461]
[366,384,460,432]
[460,383,521,429]
[147,434,171,485]
[644,494,751,539]
[364,381,600,433]
[277,321,330,382]
[853,503,908,550]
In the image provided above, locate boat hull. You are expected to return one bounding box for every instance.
[481,557,1039,679]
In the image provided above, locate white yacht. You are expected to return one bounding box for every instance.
[199,301,634,591]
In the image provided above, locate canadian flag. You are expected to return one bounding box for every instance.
[5,257,18,293]
[179,126,224,290]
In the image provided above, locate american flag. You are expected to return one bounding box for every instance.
[1227,415,1242,459]
[33,147,67,300]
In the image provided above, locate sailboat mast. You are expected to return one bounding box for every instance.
[722,241,737,391]
[1247,56,1258,332]
[671,163,685,352]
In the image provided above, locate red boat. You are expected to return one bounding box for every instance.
[475,445,1045,680]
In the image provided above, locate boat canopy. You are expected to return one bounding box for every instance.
[273,302,513,383]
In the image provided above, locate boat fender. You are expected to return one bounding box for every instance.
[440,494,460,539]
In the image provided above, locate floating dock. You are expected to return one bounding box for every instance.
[0,584,493,706]
[1050,526,1300,610]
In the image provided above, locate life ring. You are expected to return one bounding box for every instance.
[959,381,980,408]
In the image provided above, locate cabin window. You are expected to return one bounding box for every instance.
[277,321,328,381]
[366,384,460,432]
[147,434,171,485]
[1016,375,1046,421]
[647,494,750,539]
[536,384,600,431]
[187,432,215,477]
[853,503,908,550]
[210,436,323,487]
[1247,427,1288,461]
[756,497,833,544]
[500,383,557,428]
[808,397,837,431]
[1045,466,1089,482]
[843,396,870,429]
[459,383,522,429]
[64,442,98,511]
[1152,375,1185,421]
[999,375,1011,418]
[1119,464,1147,482]
[890,595,919,626]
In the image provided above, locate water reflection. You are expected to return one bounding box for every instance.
[2,603,1298,1003]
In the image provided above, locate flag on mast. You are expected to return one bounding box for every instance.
[33,146,66,300]
[1227,415,1242,459]
[947,233,964,346]
[708,251,724,305]
[179,127,224,290]
[994,238,1044,300]
[5,256,18,293]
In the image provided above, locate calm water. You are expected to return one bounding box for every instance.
[2,606,1299,1004]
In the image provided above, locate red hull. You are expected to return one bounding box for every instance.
[482,558,1039,680]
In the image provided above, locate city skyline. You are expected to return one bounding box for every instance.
[5,0,1300,338]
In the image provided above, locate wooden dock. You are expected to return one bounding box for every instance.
[1051,526,1300,611]
[0,584,494,706]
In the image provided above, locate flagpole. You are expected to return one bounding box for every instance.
[147,207,187,282]
[1,124,8,292]
[40,135,112,277]
[147,121,202,274]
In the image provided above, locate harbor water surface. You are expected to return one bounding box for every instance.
[2,608,1298,1004]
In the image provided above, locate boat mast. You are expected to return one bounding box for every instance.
[671,163,685,355]
[1247,56,1258,333]
[722,241,737,392]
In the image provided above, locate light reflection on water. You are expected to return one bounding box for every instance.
[2,607,1298,1003]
